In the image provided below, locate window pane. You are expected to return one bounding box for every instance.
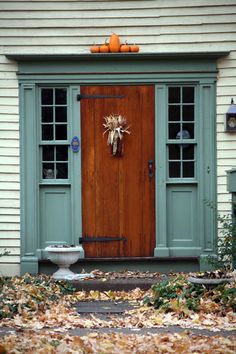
[169,162,180,178]
[176,129,191,140]
[183,145,194,160]
[41,89,53,105]
[43,145,54,161]
[169,123,180,139]
[42,125,53,140]
[56,146,68,161]
[183,162,194,177]
[169,145,180,160]
[55,107,67,122]
[168,105,180,121]
[41,107,53,122]
[183,105,194,121]
[183,87,194,103]
[168,87,180,103]
[43,163,55,179]
[182,124,194,139]
[56,163,68,179]
[55,125,67,140]
[55,88,67,105]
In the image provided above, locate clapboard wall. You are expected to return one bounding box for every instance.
[0,0,235,275]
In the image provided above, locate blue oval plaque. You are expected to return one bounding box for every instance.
[71,136,80,152]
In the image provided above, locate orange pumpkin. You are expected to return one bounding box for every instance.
[109,33,121,53]
[100,40,109,53]
[130,44,139,53]
[90,44,100,53]
[120,42,130,52]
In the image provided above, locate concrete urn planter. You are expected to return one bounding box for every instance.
[187,271,235,289]
[45,245,93,280]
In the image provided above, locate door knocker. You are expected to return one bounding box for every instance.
[103,114,131,156]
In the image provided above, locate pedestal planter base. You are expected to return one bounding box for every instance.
[45,246,94,280]
[187,276,234,289]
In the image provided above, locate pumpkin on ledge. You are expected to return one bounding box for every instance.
[109,33,121,52]
[90,33,140,53]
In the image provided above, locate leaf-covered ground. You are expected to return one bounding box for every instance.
[1,331,235,354]
[0,272,236,353]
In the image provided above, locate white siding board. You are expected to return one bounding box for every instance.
[0,200,19,208]
[0,215,20,222]
[0,207,20,214]
[0,117,19,123]
[1,0,236,10]
[0,223,20,230]
[0,130,19,139]
[0,166,19,174]
[0,234,20,242]
[0,79,18,89]
[0,71,17,79]
[0,147,19,156]
[1,33,236,46]
[1,6,236,18]
[0,97,18,106]
[0,64,17,72]
[1,23,236,37]
[0,264,20,276]
[0,255,20,263]
[0,191,20,199]
[216,141,236,149]
[0,182,20,190]
[1,14,236,29]
[0,140,19,148]
[0,239,20,247]
[216,159,236,166]
[217,86,236,96]
[0,225,19,235]
[0,88,18,97]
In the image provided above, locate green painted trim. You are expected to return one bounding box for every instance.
[70,86,84,258]
[21,257,39,275]
[154,85,169,257]
[11,53,222,81]
[6,51,230,62]
[154,81,217,258]
[18,56,219,274]
[199,83,217,258]
[17,74,218,85]
[20,84,39,275]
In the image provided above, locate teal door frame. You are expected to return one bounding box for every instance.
[8,52,229,274]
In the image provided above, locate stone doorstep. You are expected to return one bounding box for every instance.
[75,300,135,314]
[71,277,165,291]
[1,326,235,339]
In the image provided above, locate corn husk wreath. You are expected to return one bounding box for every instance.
[103,114,131,155]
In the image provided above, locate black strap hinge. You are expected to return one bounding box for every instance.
[77,94,125,101]
[79,236,126,243]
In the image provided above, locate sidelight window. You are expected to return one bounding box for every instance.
[40,88,69,180]
[167,86,196,179]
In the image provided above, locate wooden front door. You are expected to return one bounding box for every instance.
[81,85,155,257]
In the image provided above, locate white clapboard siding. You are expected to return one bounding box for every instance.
[0,0,235,274]
[0,15,20,273]
[0,207,19,214]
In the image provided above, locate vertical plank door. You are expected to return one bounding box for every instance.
[81,85,155,257]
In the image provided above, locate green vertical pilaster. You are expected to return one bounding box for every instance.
[70,86,84,257]
[20,84,39,275]
[154,85,169,256]
[199,82,217,270]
